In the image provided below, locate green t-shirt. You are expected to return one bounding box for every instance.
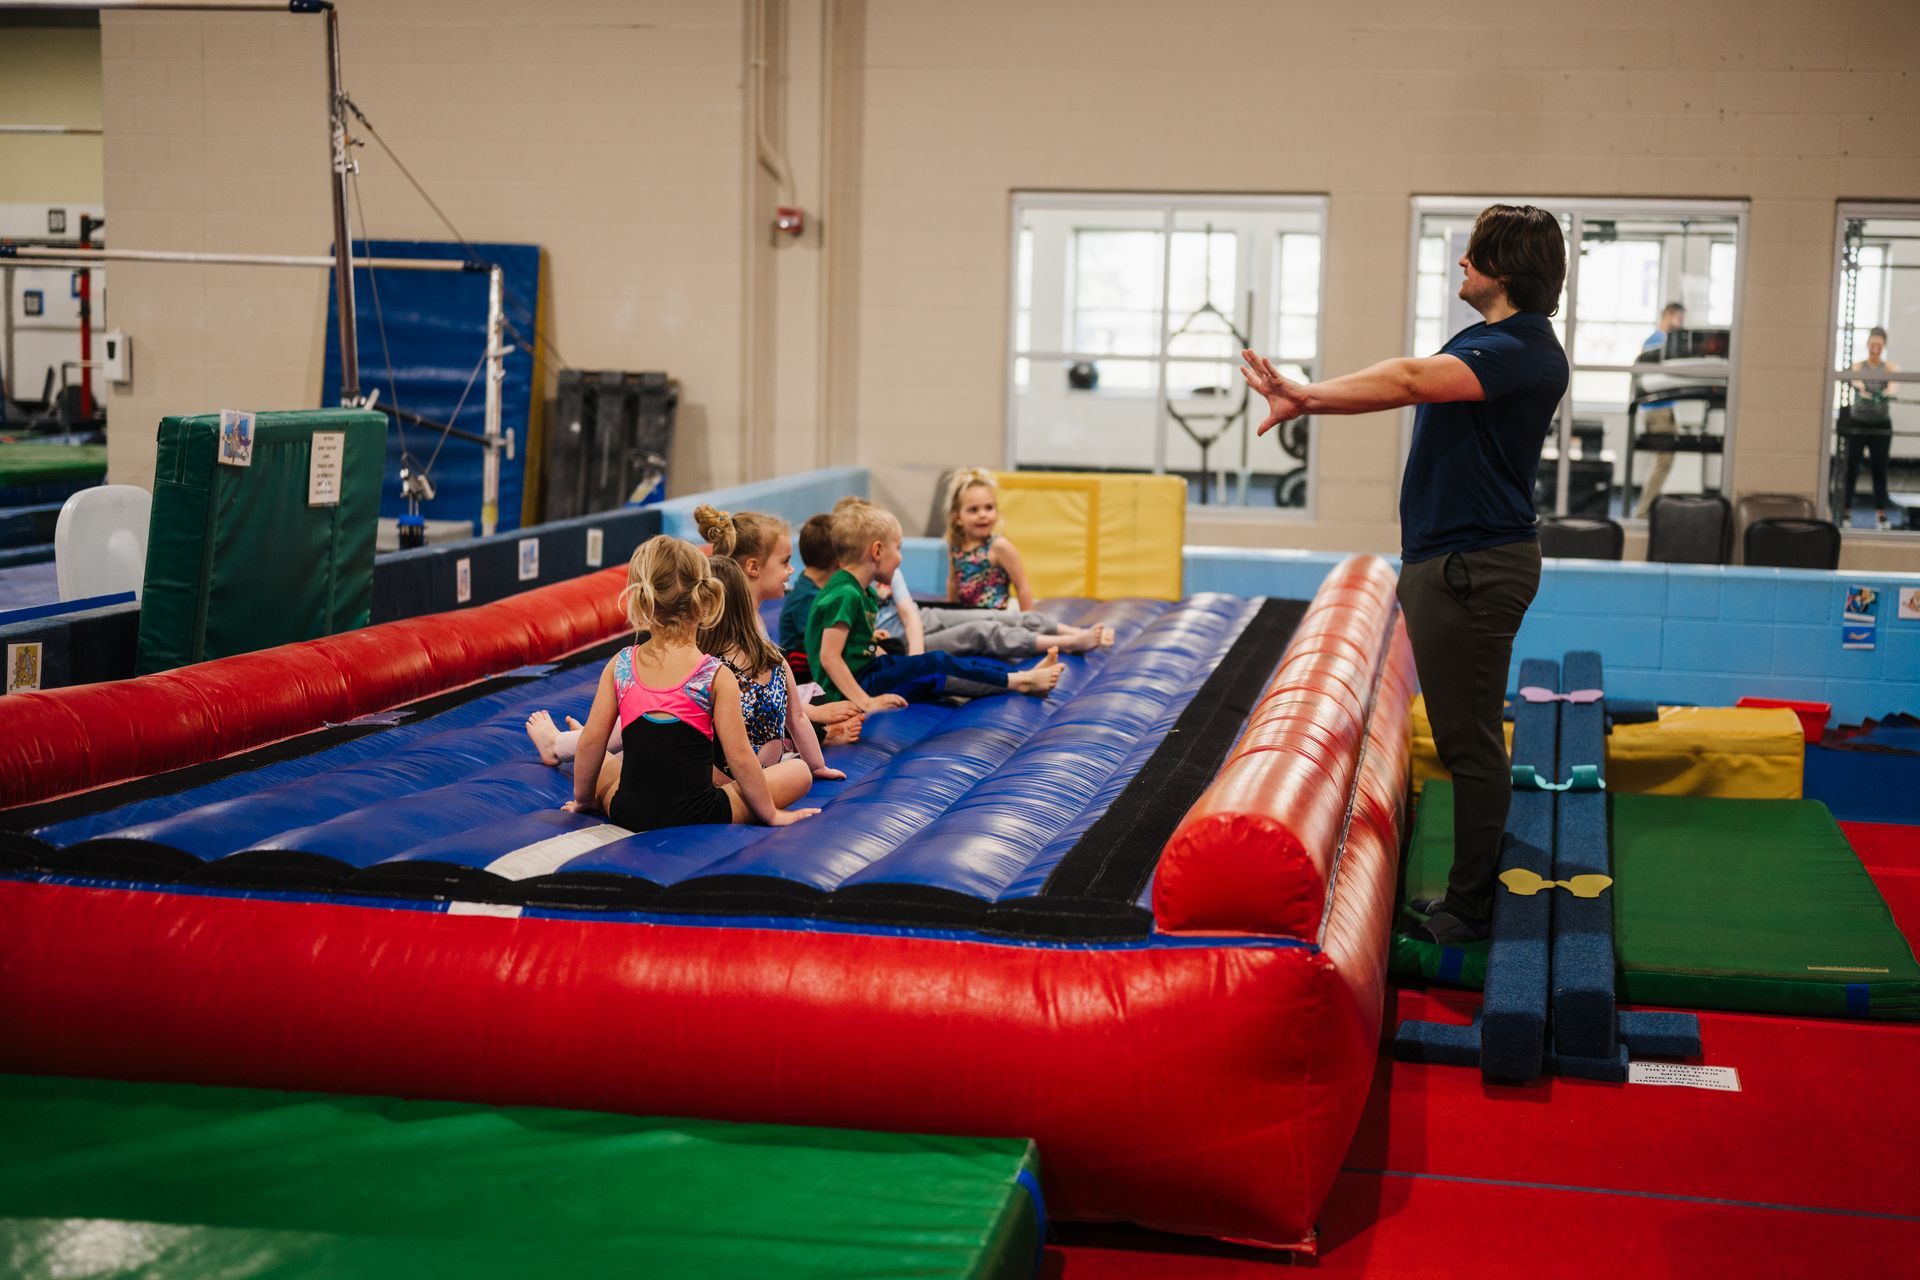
[805,569,879,701]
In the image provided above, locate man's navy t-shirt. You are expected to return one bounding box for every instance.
[1400,311,1570,564]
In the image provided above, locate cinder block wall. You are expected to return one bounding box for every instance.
[92,1,1920,570]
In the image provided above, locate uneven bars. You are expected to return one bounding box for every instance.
[0,247,482,272]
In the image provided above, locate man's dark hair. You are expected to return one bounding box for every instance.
[1466,204,1567,316]
[796,513,837,571]
[1869,325,1888,342]
[1663,301,1686,317]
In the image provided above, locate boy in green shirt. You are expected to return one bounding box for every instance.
[805,501,1062,712]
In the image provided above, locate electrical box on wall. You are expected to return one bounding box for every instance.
[102,331,131,385]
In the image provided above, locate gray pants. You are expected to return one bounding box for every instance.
[1396,539,1541,930]
[920,605,1057,660]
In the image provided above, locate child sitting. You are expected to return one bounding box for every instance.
[563,535,818,830]
[943,469,1113,650]
[777,513,837,652]
[805,500,1062,712]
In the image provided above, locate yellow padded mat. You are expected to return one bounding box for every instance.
[1411,695,1802,800]
[993,471,1185,600]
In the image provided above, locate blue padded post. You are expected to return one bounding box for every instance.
[1551,650,1617,1072]
[1617,1010,1701,1058]
[1479,657,1560,1084]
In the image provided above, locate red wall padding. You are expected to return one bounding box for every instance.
[1154,555,1404,937]
[0,567,630,808]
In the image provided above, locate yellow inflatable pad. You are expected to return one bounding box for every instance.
[992,471,1185,600]
[1411,696,1803,800]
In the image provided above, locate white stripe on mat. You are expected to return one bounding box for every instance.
[484,822,631,882]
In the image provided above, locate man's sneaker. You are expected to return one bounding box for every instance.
[1408,895,1447,917]
[1876,512,1892,530]
[1410,910,1490,947]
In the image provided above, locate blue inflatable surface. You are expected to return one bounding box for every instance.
[7,594,1304,944]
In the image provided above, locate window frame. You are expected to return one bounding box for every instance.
[1006,191,1330,518]
[1402,195,1750,527]
[1823,201,1920,536]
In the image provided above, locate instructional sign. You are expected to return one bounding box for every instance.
[585,527,604,568]
[1900,587,1920,622]
[6,642,43,694]
[518,538,540,582]
[456,557,472,605]
[308,431,345,506]
[218,409,254,467]
[1628,1062,1741,1092]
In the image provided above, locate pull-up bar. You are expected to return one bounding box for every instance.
[1,246,480,273]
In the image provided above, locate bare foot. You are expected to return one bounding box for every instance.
[825,717,864,746]
[1009,647,1063,696]
[1099,624,1116,648]
[565,715,583,731]
[527,710,562,766]
[1056,627,1103,654]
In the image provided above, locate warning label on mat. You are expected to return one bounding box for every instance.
[1628,1062,1741,1092]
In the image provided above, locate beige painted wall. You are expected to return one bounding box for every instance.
[840,0,1920,570]
[0,25,103,205]
[92,0,1918,570]
[99,2,752,496]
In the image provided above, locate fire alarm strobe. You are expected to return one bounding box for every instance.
[774,207,804,236]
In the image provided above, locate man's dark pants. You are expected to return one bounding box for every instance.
[1395,538,1542,930]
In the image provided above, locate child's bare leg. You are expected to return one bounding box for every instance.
[591,752,623,816]
[1038,629,1103,654]
[758,739,786,768]
[720,758,819,823]
[1007,647,1063,696]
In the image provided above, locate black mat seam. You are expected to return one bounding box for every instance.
[1039,597,1307,904]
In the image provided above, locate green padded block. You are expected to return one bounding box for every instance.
[0,1075,1042,1280]
[1395,782,1920,1020]
[136,410,383,674]
[0,443,108,485]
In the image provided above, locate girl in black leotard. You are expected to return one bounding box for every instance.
[566,536,820,832]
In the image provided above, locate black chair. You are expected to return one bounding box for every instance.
[1745,517,1841,571]
[1731,492,1815,564]
[1647,493,1732,565]
[1538,515,1624,561]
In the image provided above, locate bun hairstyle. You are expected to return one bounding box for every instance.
[699,555,785,682]
[694,503,787,567]
[944,467,999,550]
[620,535,725,636]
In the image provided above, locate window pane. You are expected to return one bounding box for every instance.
[1014,198,1325,509]
[1829,214,1918,529]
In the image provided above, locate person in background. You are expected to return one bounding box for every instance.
[1845,326,1901,530]
[1631,301,1687,518]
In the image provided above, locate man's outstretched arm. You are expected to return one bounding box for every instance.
[1242,349,1485,433]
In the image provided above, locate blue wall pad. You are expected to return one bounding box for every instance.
[1804,744,1920,826]
[1551,650,1617,1069]
[655,467,869,544]
[324,239,541,534]
[0,503,61,550]
[371,506,663,623]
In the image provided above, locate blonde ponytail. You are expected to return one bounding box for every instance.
[694,503,738,557]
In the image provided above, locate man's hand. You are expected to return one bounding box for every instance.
[1241,349,1310,435]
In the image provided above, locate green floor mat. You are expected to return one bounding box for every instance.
[0,443,107,486]
[0,1075,1043,1280]
[1394,782,1920,1020]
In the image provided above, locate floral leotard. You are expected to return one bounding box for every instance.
[952,536,1011,609]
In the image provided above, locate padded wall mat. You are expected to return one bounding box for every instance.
[1394,783,1920,1019]
[0,1074,1042,1280]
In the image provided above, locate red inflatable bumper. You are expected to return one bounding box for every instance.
[0,567,628,807]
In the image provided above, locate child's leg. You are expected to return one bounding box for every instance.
[591,752,623,815]
[529,711,620,766]
[865,650,1062,699]
[720,757,817,823]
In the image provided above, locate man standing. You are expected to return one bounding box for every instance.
[1631,301,1688,518]
[1240,204,1569,945]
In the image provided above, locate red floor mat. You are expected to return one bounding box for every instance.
[1868,867,1920,955]
[1050,1171,1920,1278]
[1842,820,1920,872]
[1352,988,1920,1219]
